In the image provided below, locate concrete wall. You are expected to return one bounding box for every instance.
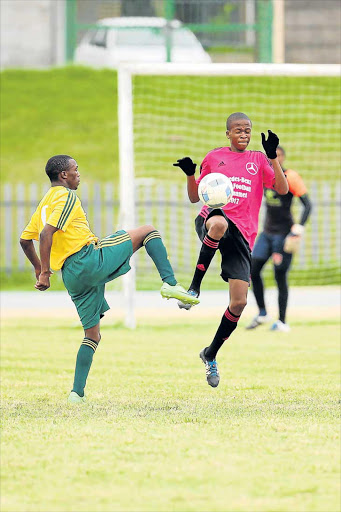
[0,0,65,68]
[285,0,341,64]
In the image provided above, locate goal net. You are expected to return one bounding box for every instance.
[118,63,340,326]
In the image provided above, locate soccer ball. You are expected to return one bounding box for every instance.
[198,173,234,208]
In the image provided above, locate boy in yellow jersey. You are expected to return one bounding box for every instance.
[20,155,199,403]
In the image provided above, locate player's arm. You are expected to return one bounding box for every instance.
[35,224,58,291]
[173,157,200,203]
[261,130,288,195]
[298,194,312,226]
[283,172,312,253]
[19,238,41,279]
[20,211,41,279]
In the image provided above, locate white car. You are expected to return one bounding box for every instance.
[74,17,211,67]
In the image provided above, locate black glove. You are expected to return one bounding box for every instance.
[261,130,279,159]
[173,157,196,176]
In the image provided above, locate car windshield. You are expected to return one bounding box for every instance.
[115,27,197,47]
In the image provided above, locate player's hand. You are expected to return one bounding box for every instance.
[35,270,53,291]
[261,130,279,159]
[173,157,197,176]
[284,224,304,253]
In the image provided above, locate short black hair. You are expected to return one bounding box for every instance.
[277,145,286,155]
[45,155,73,182]
[226,112,252,130]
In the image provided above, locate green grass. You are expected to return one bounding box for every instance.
[1,68,119,184]
[1,68,340,184]
[1,315,340,512]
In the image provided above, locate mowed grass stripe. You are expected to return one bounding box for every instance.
[1,316,339,512]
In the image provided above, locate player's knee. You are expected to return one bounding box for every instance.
[84,326,101,343]
[208,218,228,239]
[251,258,265,277]
[144,224,155,233]
[141,224,157,240]
[229,298,247,316]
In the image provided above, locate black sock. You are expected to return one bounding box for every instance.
[189,235,219,292]
[205,307,240,360]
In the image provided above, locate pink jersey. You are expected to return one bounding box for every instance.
[196,147,276,249]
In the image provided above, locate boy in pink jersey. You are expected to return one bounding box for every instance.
[174,112,288,388]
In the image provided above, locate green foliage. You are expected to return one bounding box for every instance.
[1,315,340,511]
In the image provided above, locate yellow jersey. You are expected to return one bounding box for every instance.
[21,186,98,271]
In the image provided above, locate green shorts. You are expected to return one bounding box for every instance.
[61,230,133,329]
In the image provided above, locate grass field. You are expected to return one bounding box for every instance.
[1,313,340,512]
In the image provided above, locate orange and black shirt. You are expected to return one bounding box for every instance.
[263,169,307,235]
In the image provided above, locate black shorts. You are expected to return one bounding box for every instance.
[195,209,251,283]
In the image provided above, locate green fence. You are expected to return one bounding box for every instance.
[66,0,273,64]
[2,180,340,288]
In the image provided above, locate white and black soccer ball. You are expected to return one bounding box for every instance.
[198,173,234,208]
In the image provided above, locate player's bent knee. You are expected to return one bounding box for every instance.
[144,224,155,233]
[208,218,228,239]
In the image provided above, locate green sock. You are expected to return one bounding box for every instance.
[72,338,98,397]
[143,231,177,286]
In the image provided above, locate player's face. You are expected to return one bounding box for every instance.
[65,159,80,190]
[226,119,252,152]
[276,148,285,166]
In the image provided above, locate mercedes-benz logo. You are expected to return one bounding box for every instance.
[246,162,258,175]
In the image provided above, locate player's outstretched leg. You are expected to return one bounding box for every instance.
[178,214,227,310]
[68,324,100,404]
[200,279,247,387]
[127,225,200,307]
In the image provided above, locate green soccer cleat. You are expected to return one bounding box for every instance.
[67,391,87,404]
[160,282,200,306]
[178,289,200,311]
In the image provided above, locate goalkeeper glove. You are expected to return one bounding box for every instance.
[173,157,196,176]
[261,130,279,159]
[284,224,305,254]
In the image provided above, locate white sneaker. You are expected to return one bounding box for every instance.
[67,391,86,404]
[270,320,291,332]
[246,314,271,329]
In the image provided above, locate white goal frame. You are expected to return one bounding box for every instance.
[117,63,340,328]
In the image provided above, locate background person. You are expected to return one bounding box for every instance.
[247,146,312,332]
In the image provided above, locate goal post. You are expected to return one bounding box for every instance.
[118,63,341,328]
[118,67,136,328]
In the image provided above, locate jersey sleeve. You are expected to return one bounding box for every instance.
[47,189,78,232]
[286,169,307,197]
[260,153,276,189]
[20,210,39,241]
[196,154,211,185]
